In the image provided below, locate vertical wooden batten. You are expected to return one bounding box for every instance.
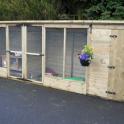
[85,27,91,94]
[42,25,45,83]
[6,25,10,77]
[22,25,27,79]
[63,28,67,79]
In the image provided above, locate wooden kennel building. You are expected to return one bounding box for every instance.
[0,20,124,102]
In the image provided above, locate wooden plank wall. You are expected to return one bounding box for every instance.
[0,67,7,77]
[44,76,86,94]
[88,28,111,98]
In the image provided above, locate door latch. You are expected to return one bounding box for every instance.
[6,50,13,54]
[41,54,44,56]
[6,50,10,53]
[39,54,44,56]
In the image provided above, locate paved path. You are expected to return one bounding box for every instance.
[0,78,124,124]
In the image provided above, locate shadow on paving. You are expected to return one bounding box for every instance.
[0,78,124,124]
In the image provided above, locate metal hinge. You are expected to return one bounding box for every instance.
[89,23,92,33]
[110,35,117,38]
[107,65,115,69]
[41,54,44,56]
[106,91,116,95]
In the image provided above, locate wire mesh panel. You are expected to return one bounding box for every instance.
[27,26,42,81]
[9,26,22,77]
[46,28,64,77]
[65,28,87,81]
[9,27,22,51]
[27,26,42,53]
[0,28,6,68]
[27,55,42,81]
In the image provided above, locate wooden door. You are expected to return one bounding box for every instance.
[9,26,22,78]
[107,30,124,101]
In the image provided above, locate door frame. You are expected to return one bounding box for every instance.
[25,25,45,83]
[6,24,45,83]
[44,25,89,79]
[7,25,23,79]
[0,25,7,77]
[44,25,89,92]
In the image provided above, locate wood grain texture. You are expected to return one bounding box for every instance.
[0,67,7,77]
[88,29,111,98]
[44,75,86,94]
[108,30,124,101]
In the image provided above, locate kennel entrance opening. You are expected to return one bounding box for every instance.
[45,28,87,82]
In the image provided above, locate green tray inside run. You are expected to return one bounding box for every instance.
[64,77,85,82]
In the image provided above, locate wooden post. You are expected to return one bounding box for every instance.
[63,28,66,79]
[6,25,10,77]
[42,25,46,83]
[86,27,91,94]
[22,25,27,79]
[71,31,75,77]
